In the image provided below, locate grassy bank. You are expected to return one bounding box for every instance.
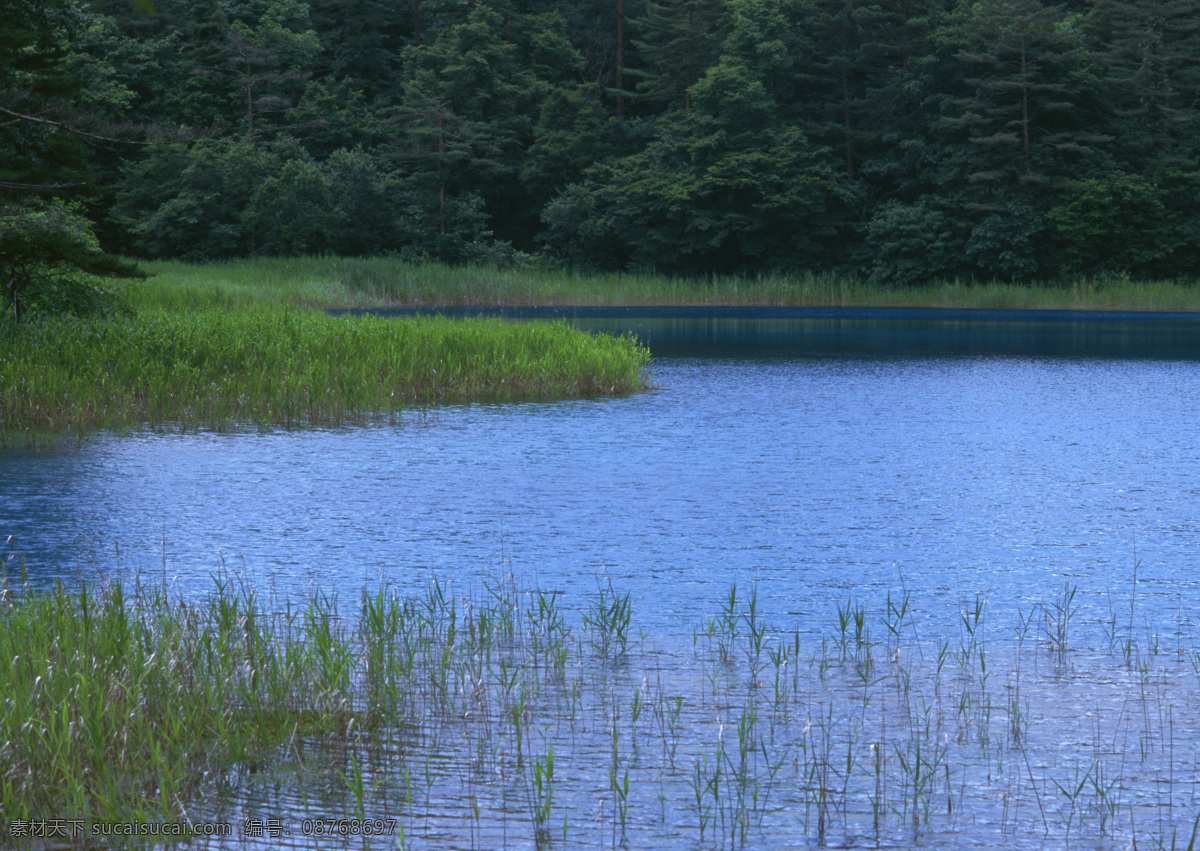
[0,310,650,444]
[2,569,1197,849]
[135,256,1200,312]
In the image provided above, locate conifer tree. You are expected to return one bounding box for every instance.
[187,0,320,144]
[0,0,143,320]
[629,0,729,109]
[1087,0,1200,168]
[933,0,1096,207]
[308,0,406,98]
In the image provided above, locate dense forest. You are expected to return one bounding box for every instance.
[4,0,1200,286]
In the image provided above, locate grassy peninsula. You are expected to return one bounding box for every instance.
[0,309,648,444]
[1,260,656,445]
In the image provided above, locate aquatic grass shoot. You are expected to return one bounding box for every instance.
[2,569,1199,849]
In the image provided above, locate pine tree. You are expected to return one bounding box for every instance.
[931,0,1102,210]
[629,0,729,110]
[308,0,406,98]
[1087,0,1200,168]
[0,0,92,199]
[186,0,321,144]
[0,0,143,320]
[796,0,880,178]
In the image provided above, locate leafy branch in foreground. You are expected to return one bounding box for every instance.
[0,200,144,322]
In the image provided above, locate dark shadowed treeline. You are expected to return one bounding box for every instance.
[6,0,1200,284]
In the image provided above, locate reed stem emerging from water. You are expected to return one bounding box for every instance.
[2,568,1195,849]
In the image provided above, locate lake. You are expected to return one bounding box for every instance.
[6,308,1200,638]
[3,307,1200,848]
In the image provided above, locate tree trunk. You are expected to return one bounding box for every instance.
[245,54,255,144]
[437,108,445,234]
[616,0,625,119]
[1020,30,1030,163]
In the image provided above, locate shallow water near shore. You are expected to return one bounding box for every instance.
[3,307,1200,848]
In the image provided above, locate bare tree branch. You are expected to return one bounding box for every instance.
[0,181,90,190]
[0,104,153,145]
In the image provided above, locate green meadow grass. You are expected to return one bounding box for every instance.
[0,309,650,443]
[134,257,1200,312]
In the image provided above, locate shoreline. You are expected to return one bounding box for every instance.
[331,302,1200,320]
[132,257,1200,315]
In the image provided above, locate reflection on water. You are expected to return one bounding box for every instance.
[3,308,1200,847]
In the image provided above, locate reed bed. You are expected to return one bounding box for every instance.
[134,257,1200,312]
[3,565,1199,849]
[0,565,397,842]
[0,310,650,444]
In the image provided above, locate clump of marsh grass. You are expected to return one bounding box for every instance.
[0,310,650,443]
[0,572,363,830]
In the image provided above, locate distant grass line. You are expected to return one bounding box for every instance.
[0,310,650,443]
[134,257,1200,312]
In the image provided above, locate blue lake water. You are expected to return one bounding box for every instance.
[6,306,1200,849]
[4,307,1200,643]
